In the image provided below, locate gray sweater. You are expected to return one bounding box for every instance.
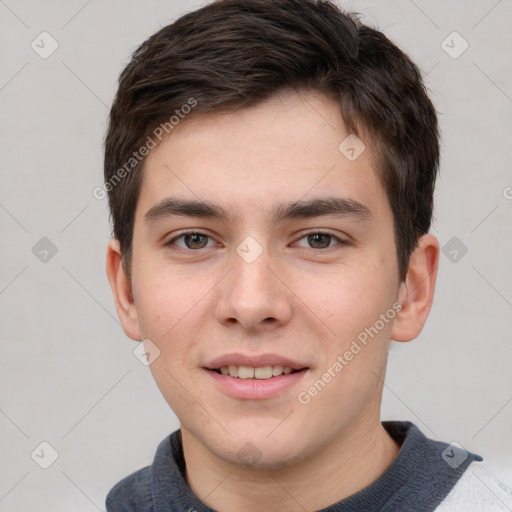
[106,421,485,511]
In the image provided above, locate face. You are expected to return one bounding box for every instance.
[122,90,405,468]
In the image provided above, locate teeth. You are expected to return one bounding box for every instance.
[238,366,255,379]
[272,365,283,376]
[254,366,272,379]
[218,365,296,379]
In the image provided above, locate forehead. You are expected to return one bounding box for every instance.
[136,90,389,222]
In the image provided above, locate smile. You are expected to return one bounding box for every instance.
[214,365,297,379]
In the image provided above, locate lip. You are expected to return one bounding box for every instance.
[203,353,310,400]
[205,367,309,400]
[205,353,307,371]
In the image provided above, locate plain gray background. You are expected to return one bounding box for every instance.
[1,0,511,510]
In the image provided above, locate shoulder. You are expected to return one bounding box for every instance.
[377,422,486,511]
[435,459,512,511]
[104,432,179,512]
[105,465,153,512]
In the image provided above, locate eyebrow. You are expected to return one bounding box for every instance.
[144,196,372,224]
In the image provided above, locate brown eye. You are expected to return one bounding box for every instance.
[307,233,332,249]
[184,233,209,249]
[168,232,214,250]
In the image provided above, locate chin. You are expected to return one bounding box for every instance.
[226,441,308,471]
[202,422,317,471]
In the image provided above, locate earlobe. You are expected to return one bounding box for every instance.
[106,239,142,341]
[391,234,439,342]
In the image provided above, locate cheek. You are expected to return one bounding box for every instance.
[133,259,211,336]
[136,271,207,411]
[132,266,219,405]
[311,265,386,321]
[307,262,398,355]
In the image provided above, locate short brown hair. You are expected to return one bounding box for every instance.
[104,0,439,280]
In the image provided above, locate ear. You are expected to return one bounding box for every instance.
[391,234,439,342]
[106,239,142,341]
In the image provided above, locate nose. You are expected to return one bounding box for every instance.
[214,244,293,333]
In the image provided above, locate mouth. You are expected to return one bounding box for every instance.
[203,354,309,400]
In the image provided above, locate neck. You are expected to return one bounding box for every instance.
[182,416,400,512]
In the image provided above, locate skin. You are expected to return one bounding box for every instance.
[107,89,439,511]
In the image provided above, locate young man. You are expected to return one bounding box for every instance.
[103,1,508,510]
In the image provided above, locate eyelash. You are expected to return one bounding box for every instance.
[166,230,348,252]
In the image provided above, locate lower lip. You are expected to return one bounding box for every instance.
[205,369,308,400]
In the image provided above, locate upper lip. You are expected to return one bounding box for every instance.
[205,353,308,371]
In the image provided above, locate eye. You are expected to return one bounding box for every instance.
[295,232,345,250]
[168,231,215,250]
